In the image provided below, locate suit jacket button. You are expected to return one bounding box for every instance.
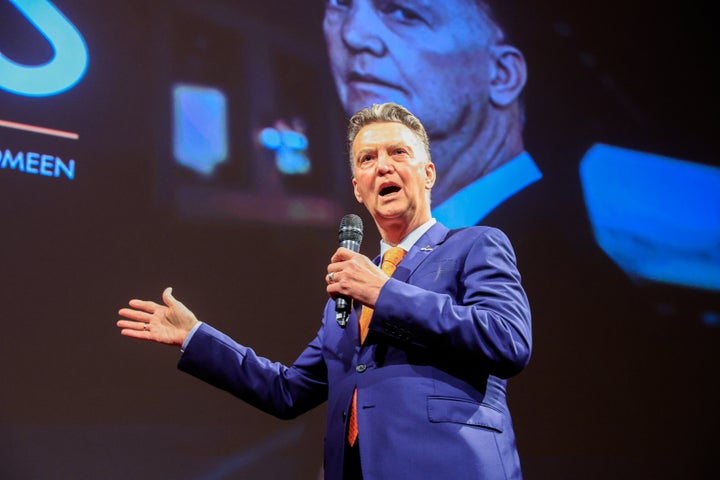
[356,364,367,373]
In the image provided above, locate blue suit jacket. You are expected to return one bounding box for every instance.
[179,223,532,479]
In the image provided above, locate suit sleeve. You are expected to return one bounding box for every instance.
[178,320,329,420]
[370,227,532,378]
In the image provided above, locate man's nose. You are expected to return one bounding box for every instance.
[340,2,386,56]
[377,153,395,174]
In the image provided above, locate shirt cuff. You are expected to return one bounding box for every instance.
[181,321,203,352]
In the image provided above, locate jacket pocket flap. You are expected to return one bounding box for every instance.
[427,396,504,433]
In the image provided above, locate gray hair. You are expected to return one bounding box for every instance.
[346,102,431,170]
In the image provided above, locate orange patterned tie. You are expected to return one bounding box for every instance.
[347,246,407,447]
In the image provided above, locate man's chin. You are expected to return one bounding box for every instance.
[344,86,408,113]
[371,206,407,222]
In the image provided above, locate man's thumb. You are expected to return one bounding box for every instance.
[163,287,175,306]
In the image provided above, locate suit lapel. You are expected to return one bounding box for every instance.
[392,222,450,283]
[358,223,450,349]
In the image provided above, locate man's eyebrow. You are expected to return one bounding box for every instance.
[377,0,433,10]
[388,142,414,154]
[354,147,376,160]
[353,141,415,161]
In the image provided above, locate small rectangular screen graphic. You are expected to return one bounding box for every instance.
[173,84,228,177]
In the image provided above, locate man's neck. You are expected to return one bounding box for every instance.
[430,109,524,206]
[375,213,432,247]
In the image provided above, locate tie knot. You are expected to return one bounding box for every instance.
[381,247,406,275]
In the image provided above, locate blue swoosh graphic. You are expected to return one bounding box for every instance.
[0,0,89,97]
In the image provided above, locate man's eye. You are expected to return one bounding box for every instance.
[326,0,351,8]
[383,3,425,24]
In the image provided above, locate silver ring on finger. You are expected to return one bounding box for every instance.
[328,272,335,283]
[143,323,149,331]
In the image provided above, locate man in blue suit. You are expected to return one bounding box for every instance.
[117,103,532,479]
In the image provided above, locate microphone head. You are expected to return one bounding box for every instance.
[338,214,363,244]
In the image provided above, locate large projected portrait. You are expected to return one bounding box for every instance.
[324,0,536,229]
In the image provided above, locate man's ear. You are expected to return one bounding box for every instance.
[488,45,527,107]
[352,177,364,204]
[425,162,436,190]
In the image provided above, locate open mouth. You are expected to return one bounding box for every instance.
[379,185,401,196]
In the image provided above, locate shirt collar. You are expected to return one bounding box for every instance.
[379,218,437,258]
[431,151,542,229]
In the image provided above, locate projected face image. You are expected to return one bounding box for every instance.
[323,0,500,139]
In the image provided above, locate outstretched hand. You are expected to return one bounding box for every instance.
[117,287,199,347]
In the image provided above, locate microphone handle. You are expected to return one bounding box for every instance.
[336,239,360,327]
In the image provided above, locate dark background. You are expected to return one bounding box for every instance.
[0,1,717,478]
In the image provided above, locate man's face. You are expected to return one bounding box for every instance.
[324,0,497,138]
[351,121,435,228]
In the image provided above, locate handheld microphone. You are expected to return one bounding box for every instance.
[335,214,363,328]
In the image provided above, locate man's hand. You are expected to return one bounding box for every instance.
[116,287,199,347]
[326,248,389,308]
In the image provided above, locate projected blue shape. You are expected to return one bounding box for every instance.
[0,0,89,97]
[432,152,541,229]
[701,311,720,327]
[173,85,228,177]
[259,126,310,175]
[580,143,720,291]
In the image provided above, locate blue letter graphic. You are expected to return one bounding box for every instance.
[0,0,89,97]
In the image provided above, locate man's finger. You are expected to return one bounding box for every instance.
[118,308,152,323]
[119,328,152,340]
[331,247,357,263]
[128,299,159,312]
[117,319,148,330]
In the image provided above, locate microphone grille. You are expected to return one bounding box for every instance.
[338,214,363,244]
